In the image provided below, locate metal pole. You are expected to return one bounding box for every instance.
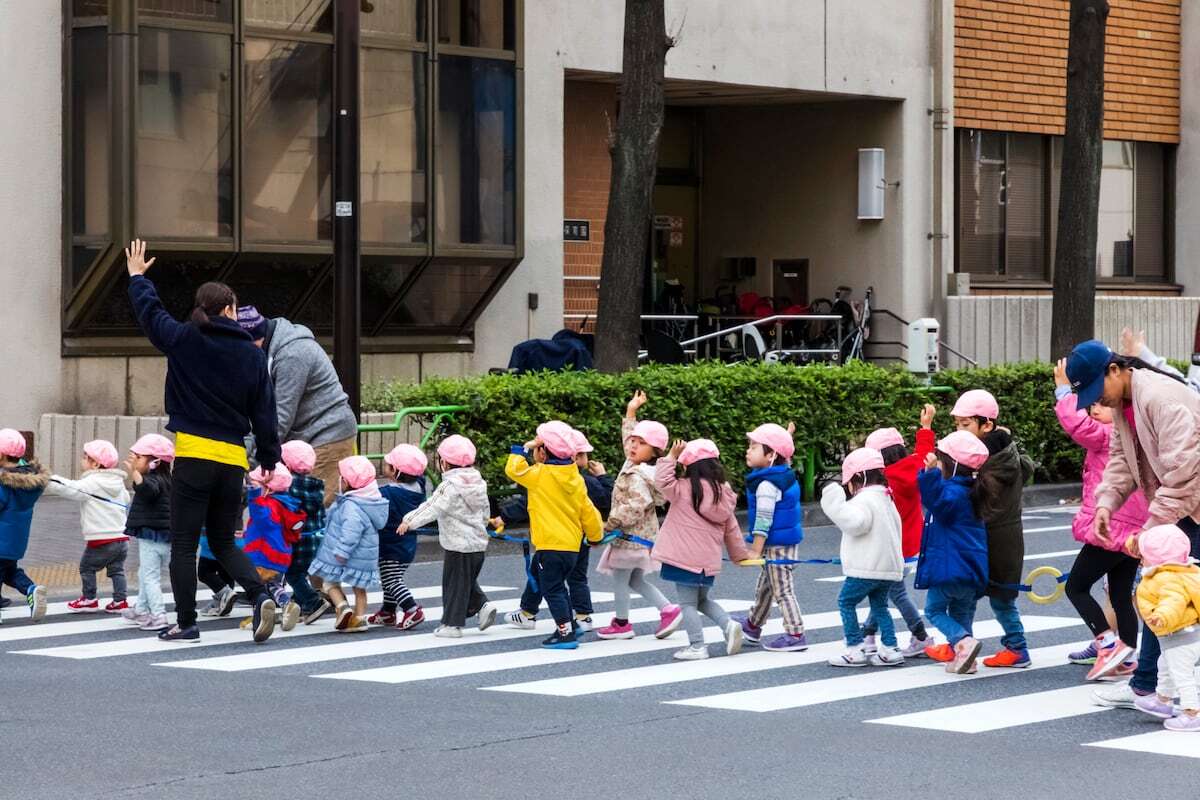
[333,0,362,417]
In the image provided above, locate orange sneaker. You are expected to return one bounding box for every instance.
[983,648,1031,668]
[924,643,954,662]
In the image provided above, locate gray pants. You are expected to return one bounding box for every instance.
[611,567,670,618]
[675,583,730,645]
[80,540,128,601]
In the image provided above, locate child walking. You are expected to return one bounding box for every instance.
[596,391,680,640]
[197,535,238,617]
[369,443,430,630]
[309,456,387,632]
[740,423,807,651]
[280,440,328,625]
[915,431,991,674]
[242,464,306,632]
[0,428,49,622]
[121,434,175,631]
[822,448,906,667]
[860,404,938,656]
[1131,524,1200,731]
[48,440,132,613]
[952,389,1035,668]
[652,439,752,660]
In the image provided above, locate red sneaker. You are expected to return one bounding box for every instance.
[1087,640,1134,681]
[983,648,1031,668]
[367,610,397,626]
[104,600,129,614]
[67,597,100,613]
[396,606,425,630]
[924,643,954,662]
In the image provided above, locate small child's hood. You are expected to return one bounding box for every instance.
[441,467,490,516]
[0,461,50,493]
[269,491,304,513]
[342,490,390,529]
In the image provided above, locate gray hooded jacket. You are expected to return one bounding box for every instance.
[267,318,359,448]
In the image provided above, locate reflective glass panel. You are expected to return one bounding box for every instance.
[244,0,332,33]
[362,0,425,41]
[388,262,504,328]
[72,29,109,237]
[361,48,427,243]
[138,0,233,23]
[437,0,513,49]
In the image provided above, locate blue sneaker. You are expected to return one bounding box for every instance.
[1069,642,1098,665]
[731,612,762,645]
[763,632,809,652]
[26,585,46,622]
[542,629,579,650]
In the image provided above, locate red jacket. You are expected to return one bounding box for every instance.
[884,428,936,559]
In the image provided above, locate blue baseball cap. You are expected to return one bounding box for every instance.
[1065,339,1115,411]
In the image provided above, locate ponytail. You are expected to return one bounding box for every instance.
[1110,354,1188,387]
[190,282,237,328]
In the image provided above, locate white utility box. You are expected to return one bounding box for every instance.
[908,318,940,374]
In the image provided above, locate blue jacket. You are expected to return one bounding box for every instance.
[379,480,428,563]
[321,491,389,575]
[128,274,281,469]
[745,465,804,547]
[914,469,989,595]
[0,461,50,562]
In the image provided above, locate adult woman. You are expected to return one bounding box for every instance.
[125,239,282,643]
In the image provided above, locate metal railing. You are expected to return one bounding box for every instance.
[668,314,845,361]
[356,405,469,461]
[872,309,978,367]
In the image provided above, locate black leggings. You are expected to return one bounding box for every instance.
[197,557,234,595]
[170,458,266,628]
[1065,543,1139,647]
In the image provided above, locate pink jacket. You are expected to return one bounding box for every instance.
[650,457,751,575]
[1096,369,1200,528]
[1055,393,1148,550]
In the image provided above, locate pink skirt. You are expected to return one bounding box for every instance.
[596,544,658,575]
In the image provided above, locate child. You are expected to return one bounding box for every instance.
[401,435,495,638]
[0,428,49,622]
[505,421,604,650]
[596,391,680,640]
[280,440,328,624]
[197,535,238,617]
[370,443,429,630]
[1131,524,1200,731]
[652,438,752,660]
[821,447,906,667]
[1053,358,1146,679]
[309,456,387,632]
[47,440,132,613]
[740,423,807,651]
[120,434,175,631]
[952,389,1035,668]
[860,404,938,656]
[915,431,990,675]
[243,464,306,632]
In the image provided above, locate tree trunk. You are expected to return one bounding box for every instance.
[1051,0,1109,361]
[593,0,671,373]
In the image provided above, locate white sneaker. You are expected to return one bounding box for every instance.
[505,610,535,630]
[198,600,221,618]
[214,586,237,617]
[435,625,463,639]
[871,645,905,667]
[901,634,933,659]
[139,612,169,631]
[673,643,710,660]
[1092,680,1139,709]
[862,634,878,655]
[574,615,593,633]
[477,602,498,631]
[724,620,744,656]
[280,601,301,632]
[830,645,871,667]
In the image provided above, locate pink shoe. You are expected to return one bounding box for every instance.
[947,636,981,675]
[655,604,683,639]
[1087,638,1135,681]
[596,620,635,640]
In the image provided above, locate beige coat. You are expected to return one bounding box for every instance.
[1095,369,1200,527]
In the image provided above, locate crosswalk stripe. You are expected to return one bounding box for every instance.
[484,616,1079,698]
[666,642,1080,712]
[866,684,1109,732]
[1085,730,1200,759]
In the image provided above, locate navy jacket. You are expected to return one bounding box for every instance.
[507,330,593,374]
[125,471,171,540]
[128,275,281,469]
[0,461,50,562]
[745,465,804,547]
[914,469,989,596]
[379,481,428,563]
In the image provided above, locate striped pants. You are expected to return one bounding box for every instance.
[379,559,417,613]
[747,544,805,635]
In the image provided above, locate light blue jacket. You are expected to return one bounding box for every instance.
[323,491,389,574]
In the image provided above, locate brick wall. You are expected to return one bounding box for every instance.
[562,81,617,329]
[955,0,1180,143]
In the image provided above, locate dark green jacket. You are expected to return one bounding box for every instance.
[976,429,1035,600]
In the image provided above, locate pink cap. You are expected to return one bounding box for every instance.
[951,389,1000,421]
[568,429,593,454]
[280,440,316,474]
[841,447,885,485]
[865,427,905,451]
[679,438,720,467]
[249,464,293,493]
[437,435,477,467]
[746,423,795,461]
[937,431,990,471]
[1138,524,1193,568]
[536,420,576,459]
[629,420,669,451]
[384,443,429,477]
[0,428,28,458]
[83,440,119,470]
[129,433,175,464]
[338,455,377,490]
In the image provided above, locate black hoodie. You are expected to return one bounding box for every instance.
[976,429,1035,600]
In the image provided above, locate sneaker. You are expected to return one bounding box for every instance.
[1135,694,1176,719]
[924,643,955,662]
[333,602,353,631]
[1101,660,1137,681]
[435,625,463,639]
[280,601,301,632]
[871,645,905,667]
[1164,713,1200,732]
[763,632,809,652]
[950,636,982,674]
[367,609,397,626]
[122,607,150,627]
[340,616,369,633]
[597,620,635,640]
[1069,641,1098,665]
[158,624,200,642]
[478,602,498,632]
[26,585,46,622]
[506,610,536,630]
[66,597,99,613]
[1087,640,1135,681]
[573,615,593,633]
[673,643,710,660]
[252,597,277,643]
[724,620,744,656]
[0,596,10,608]
[139,613,169,631]
[1092,681,1143,709]
[542,628,579,650]
[983,647,1030,669]
[862,634,878,655]
[239,616,253,630]
[104,600,129,614]
[732,613,762,645]
[198,599,222,618]
[655,604,683,639]
[303,597,333,625]
[901,634,934,659]
[396,606,425,630]
[829,645,871,667]
[214,585,237,617]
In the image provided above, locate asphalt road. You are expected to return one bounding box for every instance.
[2,506,1196,800]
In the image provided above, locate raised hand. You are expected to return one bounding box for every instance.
[1119,327,1145,358]
[125,239,156,276]
[919,404,936,430]
[627,390,648,417]
[669,439,686,460]
[786,421,796,436]
[923,451,939,471]
[1053,358,1070,388]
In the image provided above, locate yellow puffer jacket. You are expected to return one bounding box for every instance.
[1136,563,1200,637]
[505,454,603,552]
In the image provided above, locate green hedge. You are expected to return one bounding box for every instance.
[362,361,1082,494]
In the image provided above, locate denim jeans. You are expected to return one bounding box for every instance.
[838,577,897,648]
[134,538,171,616]
[988,595,1028,652]
[924,583,977,646]
[0,559,35,597]
[285,539,321,613]
[1133,517,1200,694]
[863,576,926,638]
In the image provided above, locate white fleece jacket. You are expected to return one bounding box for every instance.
[402,467,491,554]
[820,483,904,581]
[46,469,131,542]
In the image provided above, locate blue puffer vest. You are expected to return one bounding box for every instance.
[744,465,804,547]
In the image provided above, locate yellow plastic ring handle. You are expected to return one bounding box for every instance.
[737,558,766,567]
[1025,565,1065,605]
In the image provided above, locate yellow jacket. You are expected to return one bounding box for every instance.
[1136,563,1200,637]
[505,453,603,552]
